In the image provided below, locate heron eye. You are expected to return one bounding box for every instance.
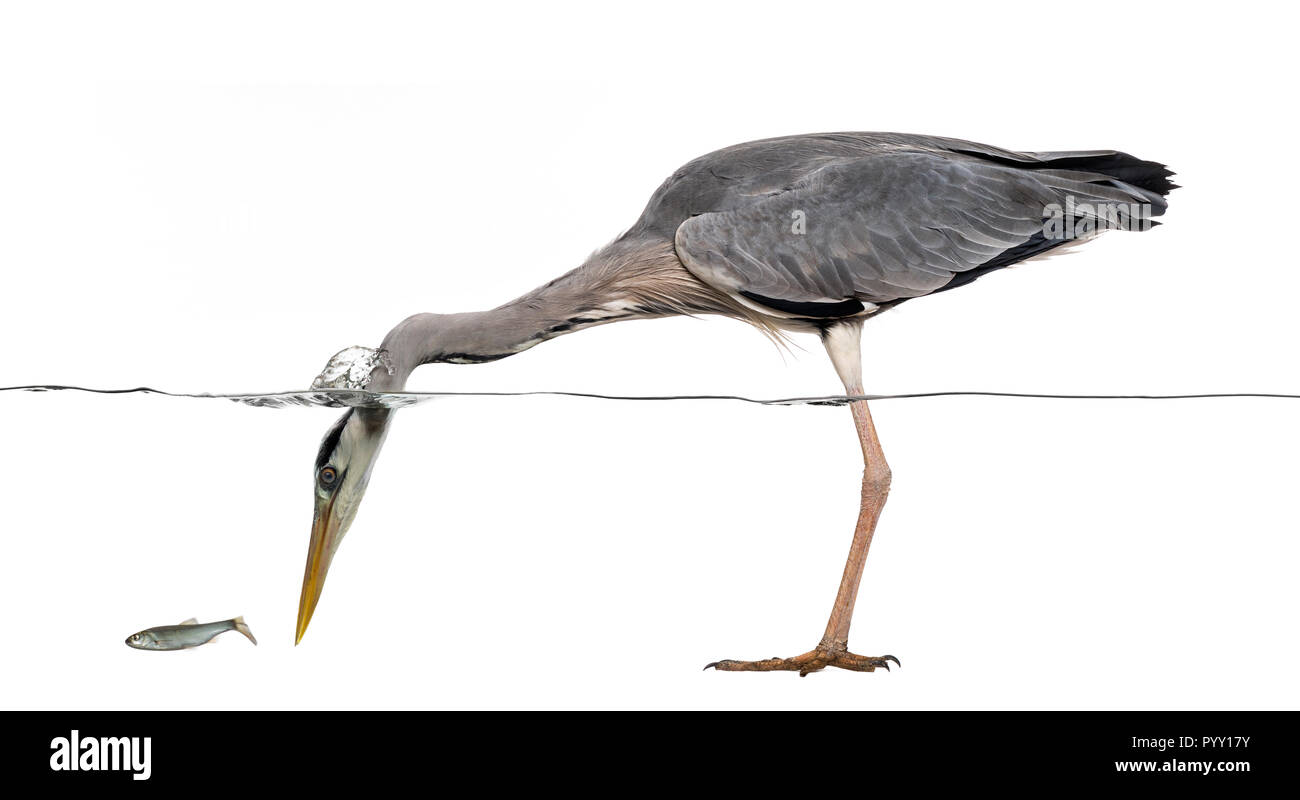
[319,466,338,486]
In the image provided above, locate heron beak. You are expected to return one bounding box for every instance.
[296,494,339,645]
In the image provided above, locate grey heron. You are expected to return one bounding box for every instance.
[298,132,1174,674]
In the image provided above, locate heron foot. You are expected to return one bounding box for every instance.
[704,643,900,677]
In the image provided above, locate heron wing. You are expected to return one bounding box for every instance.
[673,150,1157,313]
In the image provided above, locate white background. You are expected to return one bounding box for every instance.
[1,1,1296,710]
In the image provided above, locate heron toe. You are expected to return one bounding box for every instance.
[705,648,900,677]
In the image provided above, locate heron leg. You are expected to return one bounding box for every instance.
[821,392,892,648]
[706,323,896,676]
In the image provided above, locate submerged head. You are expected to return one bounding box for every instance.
[124,630,161,650]
[296,407,393,644]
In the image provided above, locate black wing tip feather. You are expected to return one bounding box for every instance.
[1075,151,1179,198]
[953,146,1179,198]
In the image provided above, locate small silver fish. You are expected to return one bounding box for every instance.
[125,616,258,650]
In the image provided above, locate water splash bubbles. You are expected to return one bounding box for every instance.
[227,389,850,410]
[310,347,394,391]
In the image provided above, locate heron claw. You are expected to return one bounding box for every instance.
[705,647,901,675]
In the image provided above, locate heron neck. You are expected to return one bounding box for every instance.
[371,240,680,391]
[372,306,598,391]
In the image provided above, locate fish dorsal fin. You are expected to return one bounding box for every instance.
[179,617,198,625]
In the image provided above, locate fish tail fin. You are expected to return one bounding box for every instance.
[232,616,258,646]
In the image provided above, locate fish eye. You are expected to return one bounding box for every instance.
[319,466,338,487]
[129,634,142,643]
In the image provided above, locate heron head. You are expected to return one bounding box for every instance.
[296,407,393,644]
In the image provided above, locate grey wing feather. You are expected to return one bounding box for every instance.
[674,150,1157,308]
